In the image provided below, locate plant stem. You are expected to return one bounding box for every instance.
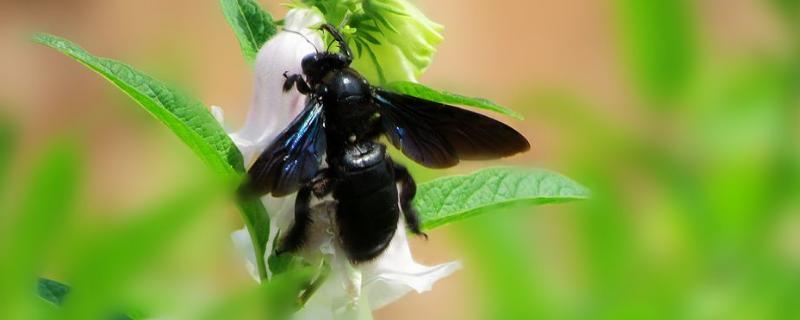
[298,261,331,307]
[236,198,270,281]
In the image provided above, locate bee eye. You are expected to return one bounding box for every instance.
[301,54,318,73]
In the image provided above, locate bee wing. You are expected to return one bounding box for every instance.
[243,100,326,197]
[374,88,530,168]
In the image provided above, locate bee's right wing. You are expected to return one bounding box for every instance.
[374,88,530,168]
[242,100,326,197]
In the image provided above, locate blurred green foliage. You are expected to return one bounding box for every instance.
[0,134,311,319]
[614,0,696,104]
[451,1,800,319]
[0,112,15,188]
[33,32,273,281]
[0,138,81,320]
[6,0,800,319]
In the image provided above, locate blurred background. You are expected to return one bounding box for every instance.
[1,0,799,319]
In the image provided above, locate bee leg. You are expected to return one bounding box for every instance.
[393,163,428,239]
[277,170,336,255]
[277,185,313,254]
[282,72,312,94]
[310,168,334,198]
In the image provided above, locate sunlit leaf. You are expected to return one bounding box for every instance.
[34,33,271,281]
[384,81,524,119]
[415,167,589,230]
[33,33,243,176]
[220,0,277,64]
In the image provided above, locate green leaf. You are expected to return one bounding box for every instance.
[237,197,270,279]
[37,278,136,319]
[37,278,70,306]
[384,81,524,119]
[220,0,277,64]
[267,250,300,276]
[614,0,696,103]
[33,34,243,177]
[33,34,271,281]
[415,167,589,230]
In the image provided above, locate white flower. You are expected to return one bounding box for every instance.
[217,7,461,320]
[228,8,323,165]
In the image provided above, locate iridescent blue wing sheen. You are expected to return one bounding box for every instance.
[374,88,530,168]
[244,100,326,197]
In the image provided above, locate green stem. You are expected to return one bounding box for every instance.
[236,197,270,282]
[298,262,331,307]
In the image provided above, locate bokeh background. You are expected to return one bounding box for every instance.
[1,0,799,319]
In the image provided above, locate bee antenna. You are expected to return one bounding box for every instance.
[283,29,320,54]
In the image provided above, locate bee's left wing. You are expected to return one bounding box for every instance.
[374,88,530,168]
[242,100,326,197]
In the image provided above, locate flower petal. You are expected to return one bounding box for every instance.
[261,193,297,276]
[230,227,260,282]
[209,105,228,131]
[225,7,324,277]
[230,8,324,164]
[360,219,462,310]
[296,218,460,317]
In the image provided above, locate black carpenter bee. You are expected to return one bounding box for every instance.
[241,24,530,263]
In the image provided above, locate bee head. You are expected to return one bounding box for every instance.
[301,52,350,83]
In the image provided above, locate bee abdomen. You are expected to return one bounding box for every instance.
[333,160,400,263]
